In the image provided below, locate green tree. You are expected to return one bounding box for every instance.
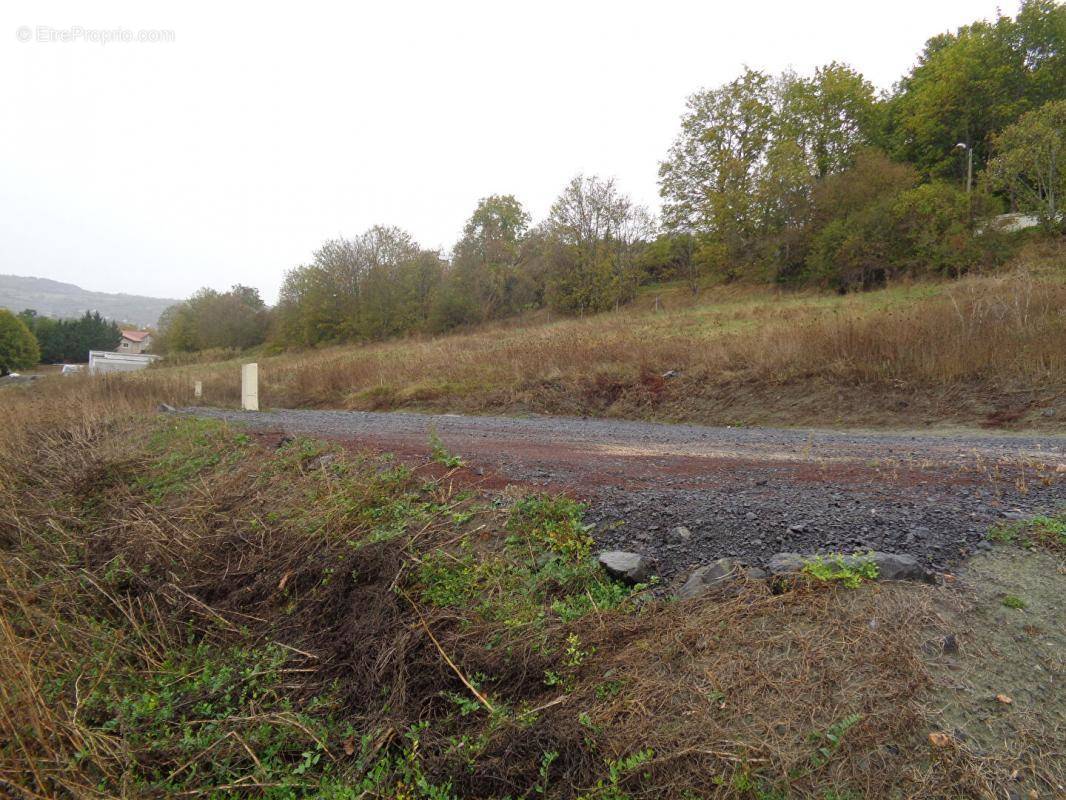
[274,226,445,346]
[660,64,879,276]
[157,286,269,353]
[445,195,532,324]
[542,175,654,313]
[18,309,118,363]
[778,62,879,179]
[885,1,1065,178]
[659,68,776,264]
[0,309,40,374]
[806,171,981,289]
[986,98,1066,229]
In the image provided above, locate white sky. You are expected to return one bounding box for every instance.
[1,0,1005,304]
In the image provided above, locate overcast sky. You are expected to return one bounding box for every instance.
[1,0,1006,303]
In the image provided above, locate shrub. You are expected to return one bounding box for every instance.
[0,308,40,374]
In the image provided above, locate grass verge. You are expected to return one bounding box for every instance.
[0,384,1052,798]
[989,512,1066,552]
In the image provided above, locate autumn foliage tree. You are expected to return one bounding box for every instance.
[157,285,269,353]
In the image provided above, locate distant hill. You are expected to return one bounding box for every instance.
[0,274,178,328]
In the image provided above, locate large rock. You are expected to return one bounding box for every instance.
[598,551,653,585]
[766,550,935,583]
[868,552,935,583]
[766,552,806,575]
[678,558,739,600]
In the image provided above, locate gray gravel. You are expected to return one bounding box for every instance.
[182,407,1066,579]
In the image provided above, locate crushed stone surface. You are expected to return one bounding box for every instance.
[182,407,1065,579]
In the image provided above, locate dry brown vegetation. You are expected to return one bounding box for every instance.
[150,241,1066,429]
[1,381,1058,798]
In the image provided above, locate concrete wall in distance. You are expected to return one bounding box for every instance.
[88,350,162,374]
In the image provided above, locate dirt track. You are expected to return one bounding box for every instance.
[183,407,1066,580]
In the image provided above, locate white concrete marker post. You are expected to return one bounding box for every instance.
[194,380,202,399]
[241,363,259,411]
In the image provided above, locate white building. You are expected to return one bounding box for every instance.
[88,350,162,374]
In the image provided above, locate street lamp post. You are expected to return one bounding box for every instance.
[955,142,973,195]
[956,142,974,227]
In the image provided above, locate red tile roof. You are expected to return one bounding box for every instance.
[121,330,151,342]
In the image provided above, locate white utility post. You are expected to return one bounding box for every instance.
[241,363,259,411]
[194,380,202,399]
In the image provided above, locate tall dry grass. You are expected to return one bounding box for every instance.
[144,256,1065,427]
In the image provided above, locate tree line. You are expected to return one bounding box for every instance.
[0,309,123,374]
[155,0,1065,354]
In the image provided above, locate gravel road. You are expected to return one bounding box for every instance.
[183,407,1066,580]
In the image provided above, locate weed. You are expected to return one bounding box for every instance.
[429,428,465,468]
[508,494,594,557]
[990,512,1066,552]
[803,553,879,588]
[536,750,559,795]
[807,714,863,771]
[564,632,593,666]
[135,417,248,501]
[577,748,655,800]
[417,539,637,631]
[595,679,623,700]
[1002,594,1028,609]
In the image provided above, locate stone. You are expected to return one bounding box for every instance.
[744,567,768,580]
[157,403,176,413]
[677,558,740,600]
[766,552,806,575]
[868,552,936,583]
[668,525,693,543]
[787,523,808,534]
[598,551,653,585]
[661,369,680,379]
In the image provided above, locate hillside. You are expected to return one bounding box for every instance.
[0,274,177,327]
[151,240,1066,431]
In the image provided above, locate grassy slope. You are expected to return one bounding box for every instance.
[153,240,1066,430]
[2,381,1061,797]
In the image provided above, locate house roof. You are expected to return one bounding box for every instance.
[121,330,151,342]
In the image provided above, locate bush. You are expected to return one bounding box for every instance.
[888,182,975,277]
[0,309,40,374]
[806,178,1009,290]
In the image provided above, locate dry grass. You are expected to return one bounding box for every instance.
[0,385,1028,798]
[143,240,1066,428]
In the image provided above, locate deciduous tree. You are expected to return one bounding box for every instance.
[986,98,1066,229]
[0,309,40,374]
[542,175,654,313]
